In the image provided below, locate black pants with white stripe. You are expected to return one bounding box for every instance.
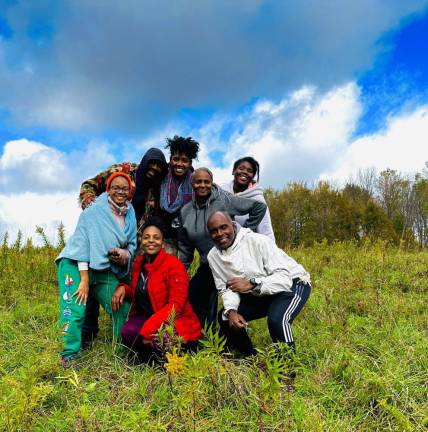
[218,279,311,356]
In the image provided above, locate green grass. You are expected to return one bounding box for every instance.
[0,241,427,431]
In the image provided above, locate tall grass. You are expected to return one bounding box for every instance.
[0,239,427,431]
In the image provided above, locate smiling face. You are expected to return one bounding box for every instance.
[108,176,130,206]
[145,160,164,180]
[233,161,255,190]
[192,170,213,201]
[141,225,164,257]
[170,151,191,178]
[207,212,236,250]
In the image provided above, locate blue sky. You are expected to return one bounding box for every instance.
[356,11,428,136]
[1,1,428,240]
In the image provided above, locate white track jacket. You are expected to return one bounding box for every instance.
[207,227,310,314]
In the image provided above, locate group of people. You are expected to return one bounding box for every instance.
[56,135,311,367]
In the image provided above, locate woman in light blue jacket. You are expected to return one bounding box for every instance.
[56,172,137,367]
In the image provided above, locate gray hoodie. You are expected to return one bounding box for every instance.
[220,180,275,242]
[178,184,267,268]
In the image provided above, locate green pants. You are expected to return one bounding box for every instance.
[58,258,130,358]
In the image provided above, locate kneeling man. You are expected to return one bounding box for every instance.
[207,211,311,356]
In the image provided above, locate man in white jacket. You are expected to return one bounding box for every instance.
[207,211,311,356]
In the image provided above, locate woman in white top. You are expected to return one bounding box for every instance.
[221,156,275,242]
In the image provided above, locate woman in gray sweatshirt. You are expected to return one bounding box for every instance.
[178,167,267,326]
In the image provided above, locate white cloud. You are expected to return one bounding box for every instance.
[0,138,117,195]
[191,82,362,187]
[0,138,118,244]
[0,191,80,245]
[321,106,428,182]
[187,81,427,188]
[0,139,73,193]
[1,82,427,244]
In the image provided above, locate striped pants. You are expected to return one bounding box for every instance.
[218,279,311,356]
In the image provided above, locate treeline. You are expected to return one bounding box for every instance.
[267,164,428,248]
[3,165,428,250]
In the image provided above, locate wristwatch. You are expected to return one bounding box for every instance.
[249,277,262,295]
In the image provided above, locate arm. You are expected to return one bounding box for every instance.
[126,215,138,259]
[208,251,249,328]
[110,211,137,265]
[78,163,135,209]
[120,281,133,299]
[208,253,241,316]
[71,269,89,305]
[226,310,248,329]
[110,239,135,311]
[59,210,90,262]
[256,206,276,242]
[225,193,267,232]
[140,260,189,340]
[79,171,107,210]
[109,208,138,277]
[253,237,293,295]
[177,221,195,269]
[111,283,126,312]
[117,256,142,301]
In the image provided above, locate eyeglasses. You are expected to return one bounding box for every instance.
[110,186,130,193]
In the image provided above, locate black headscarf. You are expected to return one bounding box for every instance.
[132,148,168,222]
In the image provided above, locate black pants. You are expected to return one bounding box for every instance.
[219,279,311,356]
[188,262,218,328]
[82,291,100,341]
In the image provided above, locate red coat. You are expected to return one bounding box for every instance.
[121,248,201,342]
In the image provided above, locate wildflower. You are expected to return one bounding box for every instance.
[164,349,186,376]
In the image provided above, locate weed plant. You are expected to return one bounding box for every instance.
[0,236,427,431]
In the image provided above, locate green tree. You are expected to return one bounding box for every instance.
[376,169,415,242]
[413,174,428,246]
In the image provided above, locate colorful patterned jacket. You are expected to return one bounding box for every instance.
[79,162,138,209]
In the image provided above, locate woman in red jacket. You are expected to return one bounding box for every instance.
[112,217,201,360]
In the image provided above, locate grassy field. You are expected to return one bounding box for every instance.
[0,241,427,431]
